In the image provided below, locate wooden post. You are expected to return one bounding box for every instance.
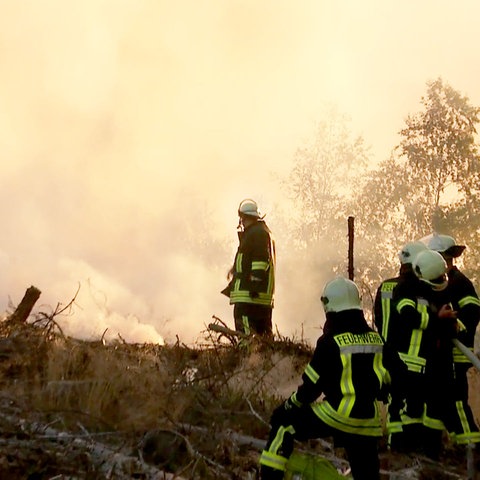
[347,217,354,281]
[9,286,42,323]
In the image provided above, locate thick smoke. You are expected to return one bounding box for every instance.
[1,0,479,345]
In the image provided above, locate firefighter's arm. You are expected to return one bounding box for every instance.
[373,287,382,332]
[248,230,271,298]
[457,296,480,335]
[292,338,328,406]
[437,303,460,338]
[381,343,408,413]
[395,298,427,330]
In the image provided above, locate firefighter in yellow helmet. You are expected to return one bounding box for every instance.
[221,199,275,336]
[259,277,407,480]
[424,233,480,449]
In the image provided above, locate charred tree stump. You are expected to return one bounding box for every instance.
[9,286,41,323]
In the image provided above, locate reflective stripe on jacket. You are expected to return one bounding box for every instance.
[229,220,275,307]
[290,312,406,437]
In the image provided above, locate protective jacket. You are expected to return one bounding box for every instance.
[447,266,480,364]
[374,265,419,343]
[228,220,275,307]
[289,310,406,437]
[374,275,399,342]
[390,272,458,435]
[390,272,440,374]
[444,266,480,444]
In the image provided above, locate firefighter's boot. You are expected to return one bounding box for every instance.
[260,465,284,479]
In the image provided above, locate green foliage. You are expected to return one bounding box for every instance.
[283,106,370,252]
[399,78,480,226]
[351,77,480,288]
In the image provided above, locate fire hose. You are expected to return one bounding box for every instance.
[452,338,480,372]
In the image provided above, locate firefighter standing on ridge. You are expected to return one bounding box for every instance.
[221,199,275,337]
[423,233,480,449]
[259,277,407,480]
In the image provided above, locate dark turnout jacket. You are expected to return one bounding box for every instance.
[447,266,480,362]
[228,220,275,307]
[289,310,407,436]
[391,273,456,374]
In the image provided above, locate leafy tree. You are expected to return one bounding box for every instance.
[399,77,480,232]
[273,107,372,335]
[281,106,370,255]
[352,77,480,292]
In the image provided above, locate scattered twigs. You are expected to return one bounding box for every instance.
[245,397,269,427]
[31,283,82,340]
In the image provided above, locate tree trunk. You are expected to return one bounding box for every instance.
[9,286,41,323]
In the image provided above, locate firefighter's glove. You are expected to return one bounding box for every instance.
[269,398,297,426]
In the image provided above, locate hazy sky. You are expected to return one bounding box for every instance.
[1,0,479,344]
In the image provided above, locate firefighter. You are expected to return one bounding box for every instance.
[373,241,428,445]
[374,241,428,342]
[424,233,480,448]
[221,199,275,337]
[390,249,458,459]
[259,277,407,480]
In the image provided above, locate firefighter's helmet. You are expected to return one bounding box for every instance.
[413,249,448,291]
[423,233,466,258]
[321,277,362,313]
[238,199,262,218]
[398,241,428,265]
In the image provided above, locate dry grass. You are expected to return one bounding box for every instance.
[0,316,478,479]
[0,316,314,478]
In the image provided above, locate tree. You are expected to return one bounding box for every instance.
[352,77,480,292]
[281,106,370,254]
[274,108,372,337]
[399,77,480,232]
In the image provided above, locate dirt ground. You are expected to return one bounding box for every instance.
[0,317,478,479]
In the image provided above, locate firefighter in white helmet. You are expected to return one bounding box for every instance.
[389,248,458,459]
[373,241,428,445]
[424,233,480,449]
[374,241,428,342]
[259,277,406,480]
[221,199,275,337]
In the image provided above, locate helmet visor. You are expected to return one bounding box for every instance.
[443,245,465,258]
[421,274,448,291]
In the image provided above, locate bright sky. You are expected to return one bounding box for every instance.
[1,0,479,344]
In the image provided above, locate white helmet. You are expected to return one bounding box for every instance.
[238,199,262,218]
[398,241,428,265]
[413,250,448,291]
[423,233,465,258]
[321,277,362,313]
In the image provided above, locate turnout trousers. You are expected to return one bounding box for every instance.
[447,363,480,445]
[259,405,380,480]
[233,303,272,336]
